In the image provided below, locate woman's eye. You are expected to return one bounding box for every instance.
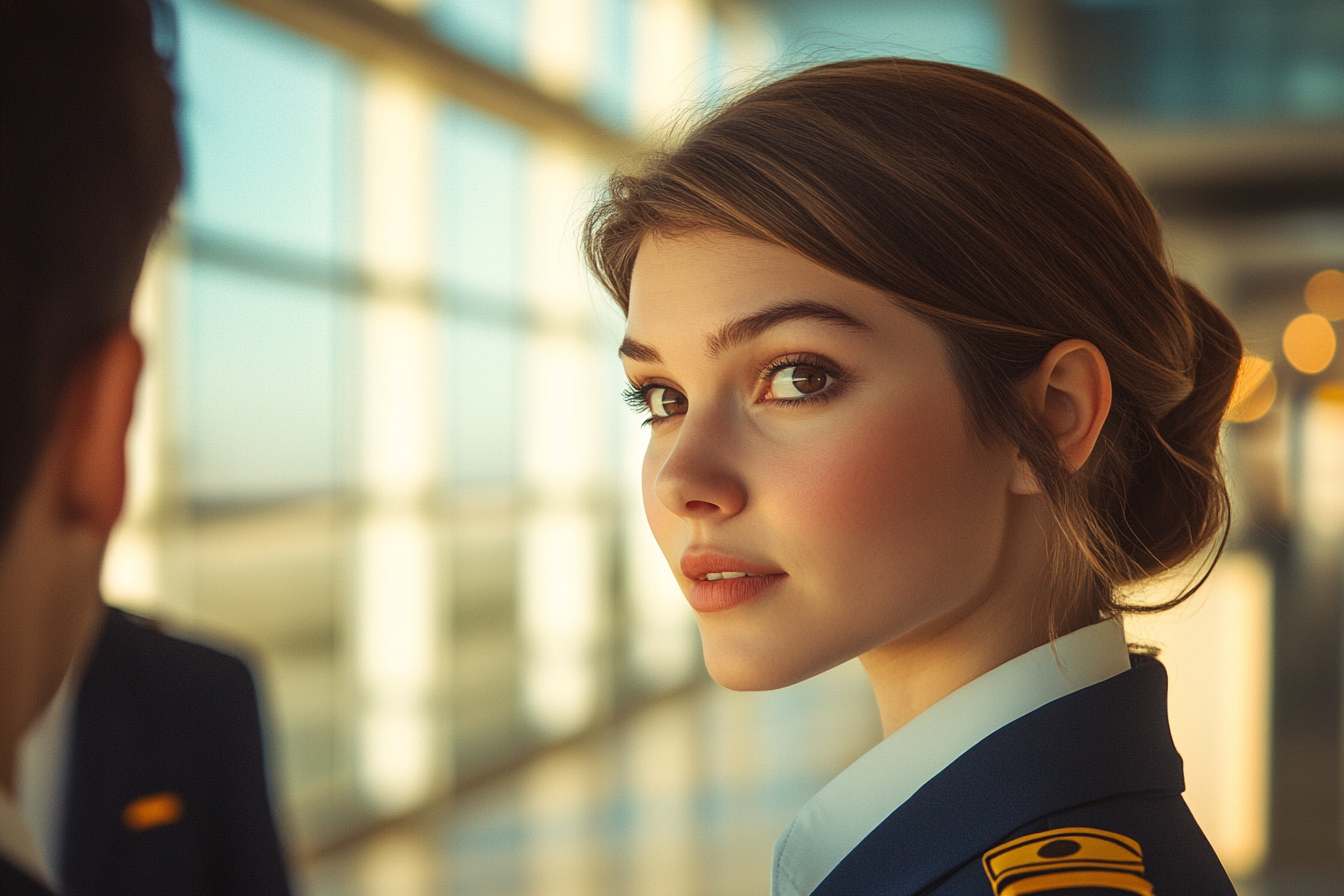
[768,364,831,400]
[647,386,688,418]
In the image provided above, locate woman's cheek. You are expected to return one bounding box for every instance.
[786,407,960,528]
[781,402,1000,595]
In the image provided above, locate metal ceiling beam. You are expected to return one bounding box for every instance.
[227,0,645,162]
[1094,123,1344,192]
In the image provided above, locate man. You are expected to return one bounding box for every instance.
[1,2,288,893]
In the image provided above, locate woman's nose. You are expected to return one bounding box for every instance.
[650,411,747,521]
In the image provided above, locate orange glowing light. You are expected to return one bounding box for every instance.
[1283,314,1337,375]
[1305,269,1344,321]
[1226,356,1276,423]
[1317,381,1344,406]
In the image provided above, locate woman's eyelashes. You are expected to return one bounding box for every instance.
[622,381,688,425]
[623,353,847,426]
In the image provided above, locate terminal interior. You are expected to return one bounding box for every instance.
[97,0,1344,892]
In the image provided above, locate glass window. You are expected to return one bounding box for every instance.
[1061,0,1344,121]
[435,106,528,315]
[587,0,636,128]
[423,0,527,74]
[445,320,522,484]
[179,263,340,504]
[175,0,353,261]
[118,0,823,853]
[768,0,1002,71]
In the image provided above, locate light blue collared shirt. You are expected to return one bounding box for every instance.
[771,618,1132,896]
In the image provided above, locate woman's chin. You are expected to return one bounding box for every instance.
[702,644,834,692]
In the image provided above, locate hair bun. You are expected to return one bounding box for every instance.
[1116,278,1240,582]
[1160,279,1241,442]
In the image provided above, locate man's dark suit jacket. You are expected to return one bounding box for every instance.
[0,855,53,896]
[61,608,290,896]
[812,657,1235,895]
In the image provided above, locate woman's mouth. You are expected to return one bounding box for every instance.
[681,550,786,612]
[688,573,785,611]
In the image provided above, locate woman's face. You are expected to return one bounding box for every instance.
[621,231,1024,690]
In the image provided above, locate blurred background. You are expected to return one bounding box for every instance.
[109,0,1344,892]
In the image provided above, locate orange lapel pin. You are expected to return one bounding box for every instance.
[122,792,184,831]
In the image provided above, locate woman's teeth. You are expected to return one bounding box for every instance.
[704,571,758,580]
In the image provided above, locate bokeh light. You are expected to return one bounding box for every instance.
[1282,313,1337,375]
[1318,381,1344,407]
[1226,356,1277,423]
[1305,269,1344,321]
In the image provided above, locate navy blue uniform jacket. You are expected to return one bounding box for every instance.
[60,608,291,896]
[812,657,1235,895]
[0,856,52,896]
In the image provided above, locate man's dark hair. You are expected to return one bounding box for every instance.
[0,0,181,535]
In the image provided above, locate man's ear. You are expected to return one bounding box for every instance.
[57,327,143,536]
[1009,339,1112,496]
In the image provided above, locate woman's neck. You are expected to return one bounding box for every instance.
[859,588,1050,738]
[858,494,1067,738]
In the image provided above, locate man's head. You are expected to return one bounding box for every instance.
[1,0,181,533]
[0,0,180,789]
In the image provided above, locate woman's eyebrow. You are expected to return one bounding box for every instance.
[705,299,871,358]
[618,337,662,363]
[618,299,871,364]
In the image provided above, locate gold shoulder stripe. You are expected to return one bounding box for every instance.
[123,792,184,831]
[983,827,1152,896]
[992,870,1153,896]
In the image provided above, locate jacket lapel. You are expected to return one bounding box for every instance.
[812,658,1183,896]
[61,608,134,892]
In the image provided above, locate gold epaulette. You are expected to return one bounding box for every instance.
[982,827,1153,895]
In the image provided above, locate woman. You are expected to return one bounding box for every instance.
[585,59,1240,895]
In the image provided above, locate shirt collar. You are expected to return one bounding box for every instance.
[18,655,81,888]
[771,617,1131,896]
[0,787,50,890]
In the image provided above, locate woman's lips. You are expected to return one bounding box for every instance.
[687,573,786,612]
[680,549,786,612]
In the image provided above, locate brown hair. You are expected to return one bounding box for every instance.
[583,58,1242,631]
[0,0,180,536]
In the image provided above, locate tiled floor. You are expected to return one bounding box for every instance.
[299,659,1336,896]
[301,661,881,896]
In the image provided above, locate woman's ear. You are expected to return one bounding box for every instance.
[1009,339,1112,496]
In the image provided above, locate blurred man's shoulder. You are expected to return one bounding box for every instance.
[88,607,259,712]
[0,850,53,895]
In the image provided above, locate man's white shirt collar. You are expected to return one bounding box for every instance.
[771,617,1132,896]
[0,786,50,889]
[18,659,80,889]
[1,655,81,892]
